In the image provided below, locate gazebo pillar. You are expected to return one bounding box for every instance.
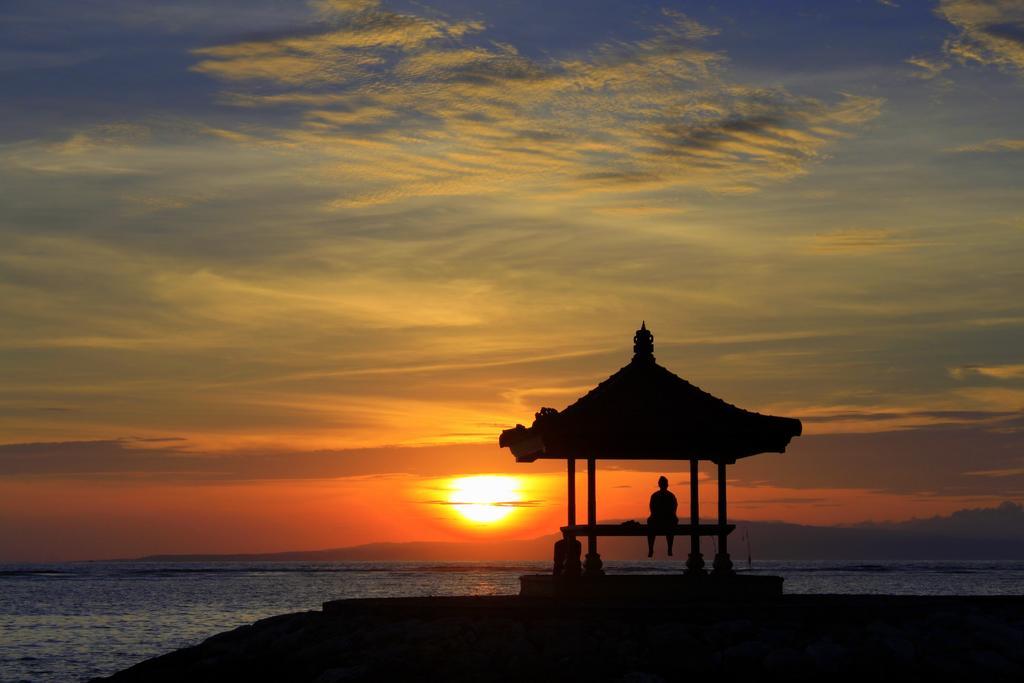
[567,457,576,527]
[713,460,734,574]
[685,457,706,574]
[584,457,603,575]
[565,458,581,576]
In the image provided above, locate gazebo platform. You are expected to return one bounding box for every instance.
[519,573,783,600]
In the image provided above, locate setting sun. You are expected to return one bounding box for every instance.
[447,476,522,524]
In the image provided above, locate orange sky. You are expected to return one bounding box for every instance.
[0,465,1009,561]
[2,0,1023,561]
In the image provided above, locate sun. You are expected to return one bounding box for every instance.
[447,475,522,524]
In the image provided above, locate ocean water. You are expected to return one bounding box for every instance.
[2,559,1023,683]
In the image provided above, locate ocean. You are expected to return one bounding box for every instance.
[2,559,1023,683]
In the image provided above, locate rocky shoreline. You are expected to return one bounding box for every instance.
[94,594,1024,682]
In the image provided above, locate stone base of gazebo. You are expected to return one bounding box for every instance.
[519,573,783,600]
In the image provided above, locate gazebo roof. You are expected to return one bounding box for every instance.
[499,323,802,464]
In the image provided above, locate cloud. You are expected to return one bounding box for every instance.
[189,4,883,206]
[946,137,1024,152]
[801,408,1019,425]
[731,496,830,506]
[424,499,544,508]
[807,228,931,255]
[0,439,519,481]
[906,55,951,79]
[5,418,1024,499]
[937,0,1024,74]
[312,0,382,15]
[793,406,1023,435]
[950,363,1024,380]
[965,465,1024,477]
[191,6,484,84]
[730,417,1024,496]
[4,122,154,174]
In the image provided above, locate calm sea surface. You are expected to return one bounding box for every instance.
[2,559,1023,682]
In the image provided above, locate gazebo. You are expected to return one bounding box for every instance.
[499,323,802,583]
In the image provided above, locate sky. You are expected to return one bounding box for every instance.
[1,0,1023,561]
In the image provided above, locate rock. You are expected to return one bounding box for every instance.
[971,649,1017,675]
[92,595,1024,683]
[705,619,753,647]
[804,639,848,673]
[763,647,803,673]
[722,640,770,663]
[921,627,960,654]
[973,623,1024,653]
[759,627,797,647]
[645,624,700,655]
[619,672,665,683]
[313,665,368,683]
[867,620,904,640]
[882,635,916,663]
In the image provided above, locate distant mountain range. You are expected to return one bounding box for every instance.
[132,501,1024,562]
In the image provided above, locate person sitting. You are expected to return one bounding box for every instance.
[552,537,582,577]
[647,475,678,558]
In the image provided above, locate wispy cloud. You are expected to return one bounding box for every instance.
[191,5,483,85]
[0,439,519,481]
[950,363,1024,380]
[4,123,154,175]
[807,228,932,255]
[6,423,1024,499]
[938,0,1024,74]
[793,406,1021,434]
[906,55,951,80]
[964,464,1024,477]
[189,3,882,206]
[946,137,1024,153]
[424,499,544,508]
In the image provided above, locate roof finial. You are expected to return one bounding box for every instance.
[632,321,654,359]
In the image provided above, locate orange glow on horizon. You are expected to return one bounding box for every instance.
[0,469,1011,561]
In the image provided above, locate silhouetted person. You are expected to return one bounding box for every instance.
[647,475,678,557]
[553,537,582,577]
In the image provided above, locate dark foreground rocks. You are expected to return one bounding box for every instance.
[94,595,1024,682]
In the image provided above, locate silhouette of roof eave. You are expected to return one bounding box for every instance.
[501,425,800,464]
[498,347,802,464]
